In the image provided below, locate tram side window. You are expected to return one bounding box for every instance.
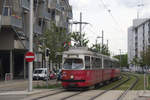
[113,62,117,68]
[104,59,109,68]
[111,61,119,68]
[109,60,113,68]
[92,57,96,69]
[114,62,119,68]
[85,56,90,69]
[109,61,113,68]
[112,62,115,68]
[95,58,101,69]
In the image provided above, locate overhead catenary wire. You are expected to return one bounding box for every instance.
[98,0,127,53]
[98,0,125,33]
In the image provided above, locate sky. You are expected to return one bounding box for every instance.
[69,0,150,55]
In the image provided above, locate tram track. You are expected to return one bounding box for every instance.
[89,73,130,100]
[59,74,125,100]
[60,90,84,100]
[31,73,138,100]
[32,89,66,100]
[116,74,139,100]
[34,75,124,100]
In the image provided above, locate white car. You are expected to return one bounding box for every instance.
[33,68,49,80]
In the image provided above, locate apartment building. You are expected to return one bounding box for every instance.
[128,18,150,71]
[0,0,72,79]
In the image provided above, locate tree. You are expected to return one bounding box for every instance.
[140,48,150,69]
[114,54,128,68]
[40,23,71,63]
[90,43,110,56]
[130,56,138,67]
[70,32,89,47]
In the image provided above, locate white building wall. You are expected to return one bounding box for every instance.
[128,18,150,71]
[128,27,135,66]
[138,26,143,58]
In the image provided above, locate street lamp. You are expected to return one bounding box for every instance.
[119,49,122,69]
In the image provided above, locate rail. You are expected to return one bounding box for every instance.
[89,74,130,100]
[117,74,139,100]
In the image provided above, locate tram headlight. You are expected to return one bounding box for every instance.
[70,75,74,79]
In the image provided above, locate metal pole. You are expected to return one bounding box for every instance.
[10,50,13,80]
[80,12,82,46]
[24,54,26,79]
[107,40,109,48]
[107,40,109,54]
[28,0,33,92]
[144,73,146,91]
[101,30,104,53]
[119,49,121,69]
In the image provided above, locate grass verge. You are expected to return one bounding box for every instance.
[34,83,62,89]
[100,75,128,90]
[147,74,150,90]
[100,73,149,90]
[115,74,136,90]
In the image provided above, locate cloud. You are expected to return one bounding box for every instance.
[69,0,150,54]
[70,0,91,11]
[116,0,139,8]
[117,0,150,8]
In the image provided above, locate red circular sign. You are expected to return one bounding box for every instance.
[25,52,35,62]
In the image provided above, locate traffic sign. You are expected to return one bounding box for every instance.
[25,52,35,62]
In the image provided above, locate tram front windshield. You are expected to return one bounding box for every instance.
[63,58,83,70]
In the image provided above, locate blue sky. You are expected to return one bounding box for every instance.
[69,0,150,55]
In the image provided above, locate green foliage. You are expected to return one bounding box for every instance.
[130,56,139,67]
[131,48,150,70]
[91,43,110,56]
[114,54,128,67]
[141,48,150,67]
[40,23,71,63]
[70,32,89,47]
[34,83,61,89]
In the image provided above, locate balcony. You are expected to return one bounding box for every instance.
[14,40,26,49]
[56,3,61,11]
[68,11,73,19]
[1,15,22,29]
[34,25,42,34]
[48,1,61,11]
[38,9,51,20]
[21,0,30,11]
[67,6,73,19]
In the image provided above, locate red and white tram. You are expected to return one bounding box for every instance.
[61,47,120,88]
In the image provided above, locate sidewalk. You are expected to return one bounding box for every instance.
[139,90,150,97]
[0,89,51,96]
[0,79,60,92]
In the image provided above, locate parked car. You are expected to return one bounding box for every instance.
[33,68,49,80]
[49,71,56,79]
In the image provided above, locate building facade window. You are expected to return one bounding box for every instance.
[148,21,150,31]
[38,18,43,26]
[3,7,11,16]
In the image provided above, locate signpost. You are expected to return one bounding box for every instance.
[28,0,33,92]
[25,52,35,62]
